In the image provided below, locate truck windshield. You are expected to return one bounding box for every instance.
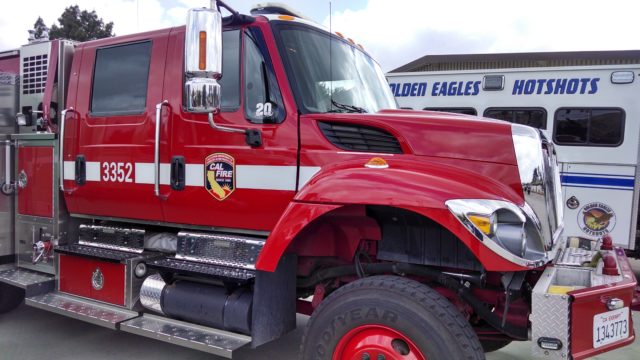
[273,22,397,114]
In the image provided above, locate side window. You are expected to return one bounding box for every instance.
[91,41,151,115]
[554,108,624,146]
[423,107,477,116]
[244,28,284,124]
[484,108,546,129]
[219,30,240,110]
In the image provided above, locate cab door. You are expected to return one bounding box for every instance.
[63,31,170,221]
[159,25,299,232]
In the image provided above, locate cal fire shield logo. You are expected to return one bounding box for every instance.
[205,153,235,201]
[579,202,616,237]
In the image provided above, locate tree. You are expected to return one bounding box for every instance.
[49,5,114,42]
[31,17,50,41]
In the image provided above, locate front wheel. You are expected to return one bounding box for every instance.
[301,275,485,360]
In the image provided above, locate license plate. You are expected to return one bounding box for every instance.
[593,307,630,348]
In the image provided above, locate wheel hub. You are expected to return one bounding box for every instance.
[333,325,426,360]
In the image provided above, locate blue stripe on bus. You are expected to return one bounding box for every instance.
[560,171,634,179]
[561,184,635,191]
[560,175,635,188]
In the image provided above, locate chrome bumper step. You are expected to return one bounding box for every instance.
[25,292,139,329]
[0,266,55,296]
[120,314,251,358]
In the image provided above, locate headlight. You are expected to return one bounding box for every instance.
[446,199,547,268]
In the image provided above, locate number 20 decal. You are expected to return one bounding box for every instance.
[101,162,133,183]
[256,102,273,117]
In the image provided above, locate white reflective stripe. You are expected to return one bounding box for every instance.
[62,161,320,191]
[299,166,321,187]
[236,165,297,190]
[86,162,101,181]
[186,164,204,186]
[63,161,75,180]
[135,163,170,185]
[135,163,154,184]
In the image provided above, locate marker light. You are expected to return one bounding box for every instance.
[364,157,388,169]
[483,75,505,90]
[278,15,295,20]
[468,213,497,236]
[198,31,207,70]
[611,71,635,84]
[335,32,344,38]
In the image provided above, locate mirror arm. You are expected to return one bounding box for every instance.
[207,112,245,133]
[208,113,262,147]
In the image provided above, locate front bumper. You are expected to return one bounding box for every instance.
[530,245,636,359]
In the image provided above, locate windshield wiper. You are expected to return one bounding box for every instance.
[330,99,367,114]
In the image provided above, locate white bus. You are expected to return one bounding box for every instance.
[387,51,640,254]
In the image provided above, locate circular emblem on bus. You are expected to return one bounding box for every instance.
[91,267,104,291]
[578,202,616,237]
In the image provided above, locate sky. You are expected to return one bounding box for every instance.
[0,0,639,72]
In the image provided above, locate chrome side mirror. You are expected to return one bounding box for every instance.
[184,6,222,114]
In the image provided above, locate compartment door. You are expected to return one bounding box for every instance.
[17,146,53,218]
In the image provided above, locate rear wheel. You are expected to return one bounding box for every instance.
[0,283,24,314]
[301,275,485,360]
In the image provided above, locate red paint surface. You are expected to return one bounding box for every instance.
[58,254,126,306]
[58,254,93,298]
[569,248,636,359]
[17,147,54,217]
[42,40,59,132]
[0,52,19,73]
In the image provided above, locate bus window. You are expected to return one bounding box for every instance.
[423,107,477,115]
[554,108,624,146]
[483,108,546,129]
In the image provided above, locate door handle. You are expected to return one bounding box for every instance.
[59,107,78,192]
[154,100,169,198]
[170,156,186,191]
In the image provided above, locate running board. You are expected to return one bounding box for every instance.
[0,266,55,297]
[120,314,251,358]
[25,292,139,329]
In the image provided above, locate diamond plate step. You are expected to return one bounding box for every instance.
[0,266,55,296]
[120,314,251,358]
[25,292,139,329]
[176,231,265,270]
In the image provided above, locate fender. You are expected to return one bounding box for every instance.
[256,158,528,272]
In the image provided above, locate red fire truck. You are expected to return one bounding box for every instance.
[0,2,637,359]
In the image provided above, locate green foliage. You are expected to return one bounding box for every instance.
[49,5,114,41]
[32,17,49,40]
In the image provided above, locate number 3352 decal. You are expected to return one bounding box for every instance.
[101,162,133,183]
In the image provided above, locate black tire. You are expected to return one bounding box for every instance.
[480,339,512,353]
[0,283,24,314]
[301,275,485,360]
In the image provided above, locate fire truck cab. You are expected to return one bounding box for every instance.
[0,2,637,359]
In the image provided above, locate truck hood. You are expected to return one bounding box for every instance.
[311,109,519,165]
